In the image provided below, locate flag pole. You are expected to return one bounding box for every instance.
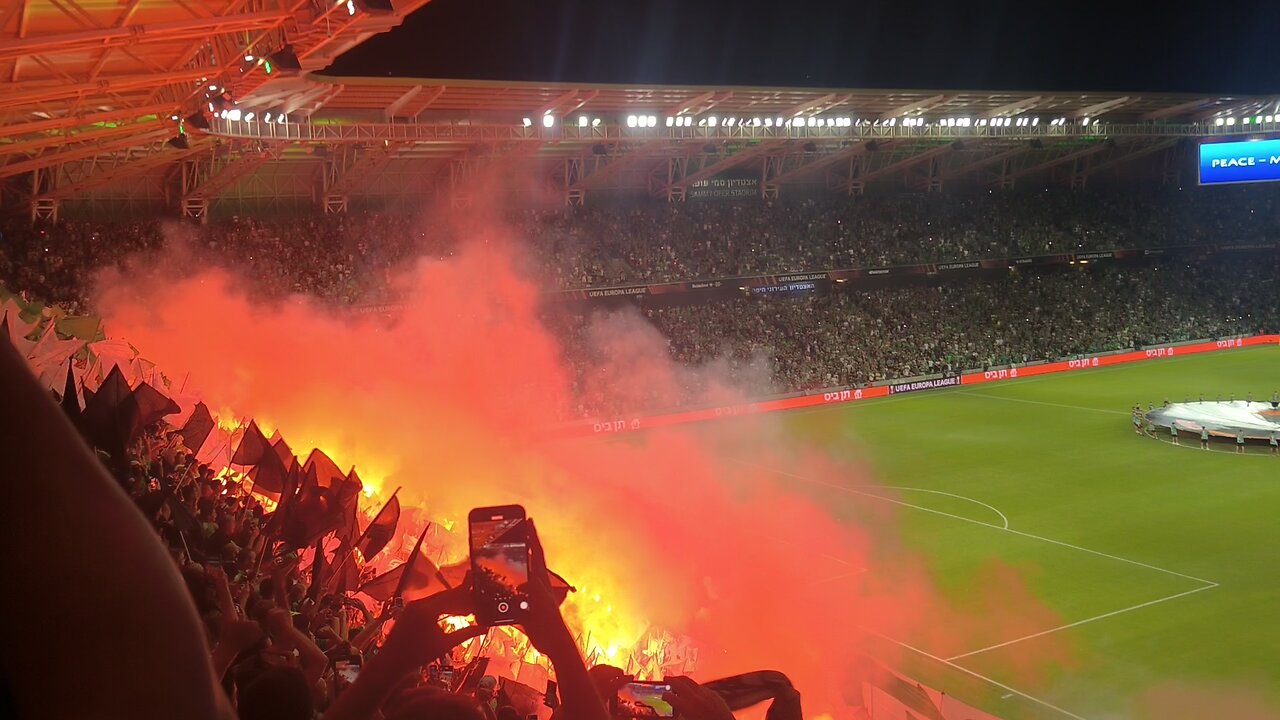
[390,520,432,604]
[325,485,401,592]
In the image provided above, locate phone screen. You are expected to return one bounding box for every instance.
[613,682,675,718]
[468,505,529,626]
[334,659,361,685]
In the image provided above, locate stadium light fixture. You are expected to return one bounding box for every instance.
[592,118,601,127]
[227,108,242,121]
[648,115,658,127]
[543,113,555,128]
[1032,117,1039,126]
[806,117,817,127]
[278,114,287,124]
[887,117,896,127]
[665,116,674,127]
[764,118,774,127]
[346,0,356,14]
[579,116,589,128]
[245,55,255,62]
[1256,115,1263,124]
[1082,117,1091,126]
[707,116,718,127]
[775,117,784,127]
[522,117,532,127]
[1268,115,1275,123]
[626,115,637,128]
[264,113,273,123]
[1226,117,1236,126]
[1243,117,1251,125]
[244,111,254,121]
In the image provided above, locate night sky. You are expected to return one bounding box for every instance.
[327,0,1280,94]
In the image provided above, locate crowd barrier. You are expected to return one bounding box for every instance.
[552,335,1280,439]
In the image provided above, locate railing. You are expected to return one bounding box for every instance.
[207,117,1278,144]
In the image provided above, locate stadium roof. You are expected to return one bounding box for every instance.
[2,1,1279,218]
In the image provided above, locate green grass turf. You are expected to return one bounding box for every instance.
[773,345,1280,719]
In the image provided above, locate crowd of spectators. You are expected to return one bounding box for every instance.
[548,255,1280,414]
[3,186,1279,309]
[2,337,794,720]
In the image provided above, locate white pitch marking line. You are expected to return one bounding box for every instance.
[945,582,1220,662]
[871,631,1090,720]
[879,485,1010,529]
[765,467,1220,587]
[952,390,1130,416]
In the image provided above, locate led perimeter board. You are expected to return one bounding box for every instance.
[1199,138,1280,185]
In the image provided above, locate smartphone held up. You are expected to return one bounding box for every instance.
[467,505,531,627]
[612,681,675,719]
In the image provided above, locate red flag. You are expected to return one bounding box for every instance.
[177,402,215,455]
[230,420,272,467]
[126,381,179,441]
[357,492,400,562]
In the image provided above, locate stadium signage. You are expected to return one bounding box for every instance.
[750,281,817,295]
[1075,252,1114,261]
[688,176,760,199]
[866,268,891,275]
[586,286,649,298]
[545,335,1280,438]
[888,376,961,394]
[778,273,826,282]
[1199,139,1280,185]
[937,261,981,271]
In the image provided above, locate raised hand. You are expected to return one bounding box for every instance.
[662,677,735,720]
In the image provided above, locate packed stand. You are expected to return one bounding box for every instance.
[4,187,1279,307]
[0,334,805,720]
[549,255,1280,415]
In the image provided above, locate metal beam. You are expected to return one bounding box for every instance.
[1074,96,1132,118]
[0,10,293,62]
[785,93,835,117]
[1,102,176,138]
[0,129,170,179]
[185,145,287,201]
[537,90,580,116]
[769,142,881,185]
[659,142,778,194]
[982,96,1042,118]
[880,94,951,120]
[1,69,210,111]
[1003,143,1109,182]
[40,143,208,201]
[384,85,422,118]
[572,143,675,191]
[0,119,164,158]
[1082,139,1178,177]
[937,144,1029,180]
[1141,98,1213,121]
[665,90,715,116]
[845,143,954,186]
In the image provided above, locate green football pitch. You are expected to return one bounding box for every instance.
[768,344,1280,719]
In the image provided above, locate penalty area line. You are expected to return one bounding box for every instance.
[944,582,1219,662]
[872,631,1090,720]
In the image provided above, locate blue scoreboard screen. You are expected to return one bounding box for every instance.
[1199,139,1280,185]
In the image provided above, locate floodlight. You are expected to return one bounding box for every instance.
[522,117,532,127]
[580,116,590,127]
[626,115,637,128]
[542,114,554,128]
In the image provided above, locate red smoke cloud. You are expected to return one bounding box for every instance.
[91,202,1069,716]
